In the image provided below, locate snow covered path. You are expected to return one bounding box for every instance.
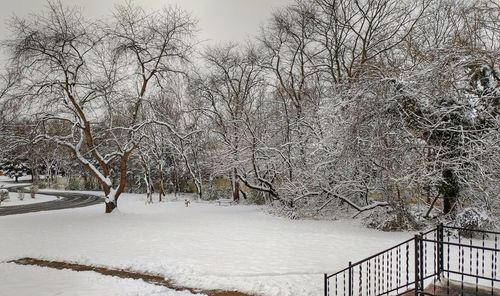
[0,191,103,216]
[0,193,413,296]
[0,192,58,207]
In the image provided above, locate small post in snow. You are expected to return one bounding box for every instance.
[324,273,328,296]
[348,261,352,296]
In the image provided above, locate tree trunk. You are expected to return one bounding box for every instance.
[46,162,51,187]
[105,200,116,213]
[172,157,179,197]
[197,186,202,200]
[158,164,165,202]
[443,198,457,215]
[233,168,240,202]
[240,188,247,200]
[440,168,459,216]
[101,154,129,213]
[145,173,152,204]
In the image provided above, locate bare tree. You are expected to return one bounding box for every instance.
[394,0,500,217]
[5,1,196,212]
[191,43,265,202]
[313,0,430,81]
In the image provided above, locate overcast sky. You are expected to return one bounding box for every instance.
[0,0,293,43]
[0,0,293,65]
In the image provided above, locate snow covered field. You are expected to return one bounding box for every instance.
[0,191,413,296]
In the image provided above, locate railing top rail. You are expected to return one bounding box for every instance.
[443,225,500,236]
[326,236,416,278]
[421,227,438,236]
[420,238,500,252]
[350,236,415,267]
[325,266,350,279]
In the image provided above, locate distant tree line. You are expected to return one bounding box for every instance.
[0,0,498,226]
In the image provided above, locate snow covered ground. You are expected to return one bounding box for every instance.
[0,191,413,296]
[0,262,201,296]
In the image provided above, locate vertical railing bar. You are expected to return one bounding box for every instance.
[491,234,497,296]
[495,235,498,280]
[359,264,362,296]
[396,246,400,295]
[335,274,338,296]
[348,261,352,296]
[446,229,450,295]
[368,259,371,296]
[493,235,498,296]
[434,229,437,275]
[384,252,387,293]
[475,237,479,296]
[377,255,380,295]
[415,234,420,296]
[406,242,410,288]
[419,233,424,296]
[439,223,444,280]
[389,248,393,291]
[468,237,473,296]
[433,228,437,296]
[325,273,328,296]
[492,235,495,296]
[424,233,428,282]
[459,233,462,295]
[461,234,464,296]
[383,252,386,292]
[343,270,346,296]
[375,256,378,295]
[482,233,485,277]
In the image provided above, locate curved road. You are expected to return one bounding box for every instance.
[0,188,103,216]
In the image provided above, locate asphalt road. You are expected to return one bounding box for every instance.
[0,188,103,216]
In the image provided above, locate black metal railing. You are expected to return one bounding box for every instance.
[324,224,500,296]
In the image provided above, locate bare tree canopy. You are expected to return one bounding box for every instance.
[2,1,196,212]
[1,0,498,224]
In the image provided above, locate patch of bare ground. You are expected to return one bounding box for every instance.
[9,257,255,296]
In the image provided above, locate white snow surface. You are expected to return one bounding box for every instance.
[0,191,413,296]
[0,262,201,296]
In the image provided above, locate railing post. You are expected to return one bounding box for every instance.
[419,233,425,294]
[414,234,421,296]
[324,273,328,296]
[437,223,444,280]
[348,261,353,296]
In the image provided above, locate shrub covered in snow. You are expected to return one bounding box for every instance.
[245,191,267,205]
[30,185,39,198]
[67,177,84,191]
[203,185,231,201]
[0,188,9,205]
[363,207,424,231]
[0,160,31,182]
[455,207,495,238]
[17,189,25,201]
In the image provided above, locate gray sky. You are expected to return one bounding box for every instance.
[0,0,293,65]
[0,0,293,44]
